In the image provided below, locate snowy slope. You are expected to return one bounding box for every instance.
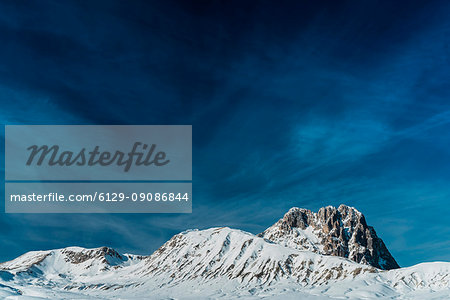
[140,227,377,284]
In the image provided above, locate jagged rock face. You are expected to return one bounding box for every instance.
[61,246,124,265]
[259,204,400,270]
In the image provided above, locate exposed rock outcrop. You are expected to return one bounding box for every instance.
[259,204,399,270]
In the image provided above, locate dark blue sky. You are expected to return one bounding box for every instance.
[1,0,450,267]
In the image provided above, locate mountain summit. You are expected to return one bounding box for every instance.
[259,204,399,270]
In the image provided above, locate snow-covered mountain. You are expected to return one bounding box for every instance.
[0,246,144,276]
[141,227,378,284]
[259,205,399,270]
[0,205,449,299]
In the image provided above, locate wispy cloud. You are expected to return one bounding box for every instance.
[0,0,449,268]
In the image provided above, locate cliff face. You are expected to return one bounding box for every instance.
[259,204,400,270]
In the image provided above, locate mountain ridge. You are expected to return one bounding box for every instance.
[0,204,448,299]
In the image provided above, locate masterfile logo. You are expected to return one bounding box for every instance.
[5,125,191,180]
[26,142,170,172]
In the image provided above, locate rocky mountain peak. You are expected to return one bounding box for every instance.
[259,204,399,270]
[61,246,125,265]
